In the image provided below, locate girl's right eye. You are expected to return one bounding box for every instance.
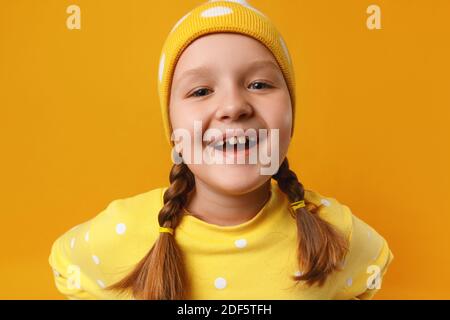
[189,88,211,98]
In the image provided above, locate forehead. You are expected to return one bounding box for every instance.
[172,33,280,80]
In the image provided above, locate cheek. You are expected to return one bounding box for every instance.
[170,102,209,135]
[169,102,211,161]
[258,95,292,159]
[260,96,292,138]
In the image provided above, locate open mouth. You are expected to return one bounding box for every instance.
[208,132,261,153]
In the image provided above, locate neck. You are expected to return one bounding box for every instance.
[185,178,272,227]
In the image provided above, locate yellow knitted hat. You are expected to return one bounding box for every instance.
[157,0,296,146]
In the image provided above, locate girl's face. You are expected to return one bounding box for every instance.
[169,33,292,195]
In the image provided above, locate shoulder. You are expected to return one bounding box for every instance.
[89,186,165,245]
[48,187,166,299]
[304,189,353,239]
[305,189,394,299]
[340,212,394,299]
[87,187,167,281]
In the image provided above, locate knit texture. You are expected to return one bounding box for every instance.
[157,0,296,145]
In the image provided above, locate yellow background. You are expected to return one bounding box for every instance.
[1,0,449,299]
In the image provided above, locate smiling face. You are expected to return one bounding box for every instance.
[169,32,292,195]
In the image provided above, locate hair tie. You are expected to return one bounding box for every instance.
[159,227,174,235]
[290,200,305,211]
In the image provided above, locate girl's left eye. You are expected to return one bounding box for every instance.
[187,81,273,98]
[248,81,273,90]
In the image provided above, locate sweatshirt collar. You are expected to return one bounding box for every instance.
[176,179,288,237]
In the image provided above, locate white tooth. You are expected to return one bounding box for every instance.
[238,136,246,144]
[215,140,224,147]
[228,136,237,145]
[249,136,257,142]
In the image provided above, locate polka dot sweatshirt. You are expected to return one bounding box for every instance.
[48,179,394,299]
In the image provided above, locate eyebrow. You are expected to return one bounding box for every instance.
[174,59,281,85]
[245,59,281,73]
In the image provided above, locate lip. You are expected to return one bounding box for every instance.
[204,128,264,149]
[204,128,268,161]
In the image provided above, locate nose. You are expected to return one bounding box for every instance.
[214,85,253,123]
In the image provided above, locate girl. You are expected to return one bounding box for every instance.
[49,0,394,300]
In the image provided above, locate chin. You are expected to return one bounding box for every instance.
[205,165,269,195]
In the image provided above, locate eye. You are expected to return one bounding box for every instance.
[189,88,212,98]
[249,81,273,90]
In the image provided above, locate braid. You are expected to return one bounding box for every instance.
[107,156,347,296]
[106,162,195,299]
[273,158,349,287]
[160,162,195,229]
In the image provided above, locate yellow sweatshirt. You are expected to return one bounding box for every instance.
[48,179,394,300]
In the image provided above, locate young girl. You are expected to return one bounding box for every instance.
[49,0,394,300]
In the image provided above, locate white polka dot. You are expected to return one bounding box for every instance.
[210,0,248,5]
[170,12,190,33]
[279,36,291,65]
[97,279,106,288]
[214,277,227,289]
[234,239,247,248]
[116,223,126,235]
[320,198,331,207]
[294,270,303,277]
[92,255,100,265]
[158,53,165,83]
[346,277,353,287]
[201,6,233,18]
[84,231,89,242]
[69,279,81,289]
[70,237,76,249]
[246,6,265,17]
[53,269,60,277]
[373,247,381,261]
[209,0,265,16]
